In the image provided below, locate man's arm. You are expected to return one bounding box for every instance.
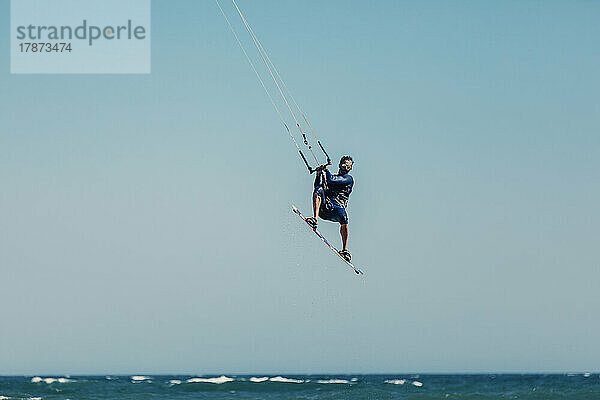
[325,169,353,185]
[313,163,330,187]
[313,170,322,188]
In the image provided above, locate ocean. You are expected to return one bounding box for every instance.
[1,374,598,400]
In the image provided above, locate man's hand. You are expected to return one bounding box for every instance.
[315,163,329,172]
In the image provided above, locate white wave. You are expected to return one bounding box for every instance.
[29,398,42,400]
[169,380,182,385]
[250,377,269,383]
[351,377,358,382]
[412,381,423,387]
[31,376,67,384]
[0,396,12,400]
[317,379,350,384]
[269,376,304,383]
[130,376,151,382]
[385,379,406,385]
[186,376,233,384]
[584,372,591,377]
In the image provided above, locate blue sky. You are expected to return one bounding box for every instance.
[1,0,599,374]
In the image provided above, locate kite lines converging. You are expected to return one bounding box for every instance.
[215,0,331,173]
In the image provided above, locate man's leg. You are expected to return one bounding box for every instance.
[312,190,322,220]
[340,223,349,251]
[305,189,322,230]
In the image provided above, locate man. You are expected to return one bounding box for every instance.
[306,156,354,262]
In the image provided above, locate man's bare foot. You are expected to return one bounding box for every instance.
[339,249,351,262]
[305,217,318,230]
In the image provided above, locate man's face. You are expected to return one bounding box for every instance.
[340,159,353,172]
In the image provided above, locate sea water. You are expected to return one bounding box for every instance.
[1,374,598,399]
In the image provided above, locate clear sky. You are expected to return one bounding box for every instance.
[1,0,599,375]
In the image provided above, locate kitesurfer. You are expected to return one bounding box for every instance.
[305,156,354,261]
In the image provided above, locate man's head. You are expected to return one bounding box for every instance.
[339,155,353,174]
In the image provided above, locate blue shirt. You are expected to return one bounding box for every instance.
[314,169,354,208]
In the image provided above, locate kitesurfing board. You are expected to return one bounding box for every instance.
[292,204,363,275]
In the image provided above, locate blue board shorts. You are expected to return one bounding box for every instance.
[314,186,349,224]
